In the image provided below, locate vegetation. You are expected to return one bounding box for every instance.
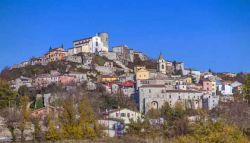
[172,120,250,143]
[18,95,30,141]
[0,60,78,81]
[32,118,43,141]
[45,121,61,141]
[0,79,17,109]
[243,75,250,104]
[92,55,106,66]
[126,101,250,143]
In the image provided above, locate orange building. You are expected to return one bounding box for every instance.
[45,47,66,62]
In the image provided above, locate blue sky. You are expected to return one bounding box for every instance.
[0,0,250,73]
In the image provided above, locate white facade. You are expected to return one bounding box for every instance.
[68,72,87,83]
[221,84,233,96]
[231,81,242,88]
[10,76,33,91]
[69,33,109,55]
[108,108,142,124]
[202,94,219,110]
[121,87,135,97]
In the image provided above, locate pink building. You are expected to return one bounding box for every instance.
[31,106,61,120]
[202,79,216,93]
[59,75,76,85]
[31,107,53,119]
[35,74,51,87]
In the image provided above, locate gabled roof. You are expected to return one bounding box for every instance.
[73,37,92,42]
[158,52,165,60]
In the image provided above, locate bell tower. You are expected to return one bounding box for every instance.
[157,53,166,74]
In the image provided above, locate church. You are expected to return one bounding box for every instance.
[157,53,174,75]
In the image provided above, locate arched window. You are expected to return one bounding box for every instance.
[161,64,164,69]
[151,101,158,109]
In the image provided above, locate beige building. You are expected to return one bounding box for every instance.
[135,66,150,80]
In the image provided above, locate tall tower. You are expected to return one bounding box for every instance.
[98,32,109,51]
[157,53,166,74]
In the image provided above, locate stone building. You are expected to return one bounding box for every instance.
[139,84,218,113]
[112,45,134,63]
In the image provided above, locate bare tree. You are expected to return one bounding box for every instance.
[1,108,21,142]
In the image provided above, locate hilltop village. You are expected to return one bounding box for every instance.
[0,32,249,142]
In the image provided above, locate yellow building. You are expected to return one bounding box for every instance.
[97,75,118,82]
[135,66,150,80]
[183,76,193,84]
[45,47,66,62]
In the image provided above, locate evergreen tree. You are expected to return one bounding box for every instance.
[243,75,250,104]
[0,79,17,109]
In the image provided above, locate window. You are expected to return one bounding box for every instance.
[127,113,130,118]
[96,42,98,46]
[178,96,181,100]
[161,64,164,69]
[149,89,151,93]
[116,113,119,117]
[169,95,171,98]
[121,113,125,117]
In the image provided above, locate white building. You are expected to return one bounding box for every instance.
[68,32,109,55]
[221,84,233,96]
[106,108,142,124]
[68,72,87,83]
[231,81,242,88]
[202,94,219,110]
[10,76,33,91]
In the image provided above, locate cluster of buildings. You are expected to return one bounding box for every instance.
[11,32,147,70]
[7,32,245,138]
[10,71,88,91]
[134,54,243,113]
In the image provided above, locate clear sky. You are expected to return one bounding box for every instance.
[0,0,250,73]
